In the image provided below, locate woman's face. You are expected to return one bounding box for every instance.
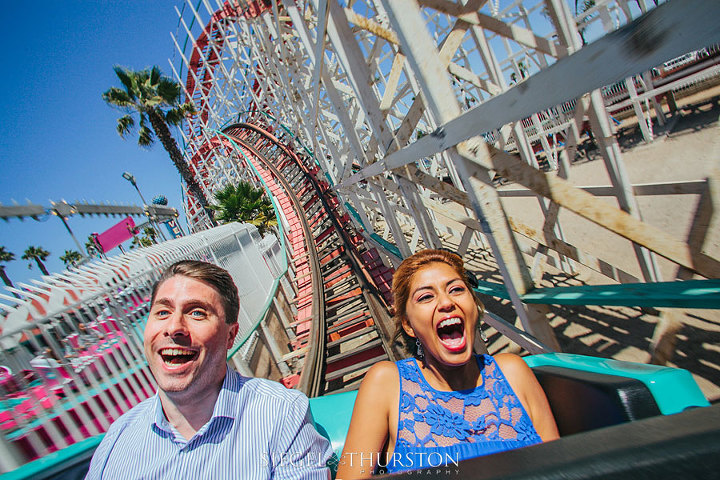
[402,261,478,368]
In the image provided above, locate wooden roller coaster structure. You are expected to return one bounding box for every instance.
[172,0,720,385]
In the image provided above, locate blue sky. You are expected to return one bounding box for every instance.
[0,1,190,288]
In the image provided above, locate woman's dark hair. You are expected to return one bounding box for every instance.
[391,249,483,356]
[150,260,239,324]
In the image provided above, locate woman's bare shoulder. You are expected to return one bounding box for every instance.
[360,360,399,389]
[348,360,399,434]
[492,353,539,388]
[353,361,400,412]
[493,353,532,374]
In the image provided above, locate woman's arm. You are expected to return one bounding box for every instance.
[494,353,560,442]
[335,361,399,480]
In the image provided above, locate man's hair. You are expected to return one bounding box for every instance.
[150,260,239,325]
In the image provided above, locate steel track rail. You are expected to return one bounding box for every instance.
[224,135,327,397]
[223,124,394,396]
[249,147,327,397]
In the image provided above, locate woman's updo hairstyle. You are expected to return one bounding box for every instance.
[391,249,483,356]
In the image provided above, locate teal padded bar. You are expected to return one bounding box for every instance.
[474,279,720,309]
[308,389,358,458]
[474,281,512,299]
[524,353,710,415]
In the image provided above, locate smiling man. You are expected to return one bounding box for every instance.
[86,260,333,479]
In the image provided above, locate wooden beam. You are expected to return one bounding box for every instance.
[498,180,708,198]
[343,8,399,45]
[457,140,720,278]
[459,10,559,57]
[418,0,485,17]
[397,165,638,283]
[339,0,720,189]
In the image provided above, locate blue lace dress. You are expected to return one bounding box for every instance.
[383,355,541,474]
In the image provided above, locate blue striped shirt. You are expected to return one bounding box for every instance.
[85,366,332,479]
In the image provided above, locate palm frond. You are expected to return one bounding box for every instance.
[0,247,15,263]
[180,102,196,116]
[212,181,276,229]
[113,66,137,100]
[149,66,162,86]
[60,250,83,267]
[138,117,155,147]
[165,102,195,126]
[116,115,135,137]
[138,127,154,147]
[134,74,151,101]
[157,77,181,104]
[164,108,182,126]
[144,95,164,109]
[22,246,50,261]
[133,68,154,100]
[102,87,133,108]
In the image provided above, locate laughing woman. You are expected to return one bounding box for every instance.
[336,249,558,478]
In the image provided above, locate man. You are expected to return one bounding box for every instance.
[86,260,333,479]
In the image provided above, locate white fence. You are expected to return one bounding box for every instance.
[0,223,286,470]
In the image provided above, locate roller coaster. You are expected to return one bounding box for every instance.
[1,0,720,478]
[220,122,398,395]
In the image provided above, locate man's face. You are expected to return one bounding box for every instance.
[144,275,238,402]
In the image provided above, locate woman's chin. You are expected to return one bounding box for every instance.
[429,340,474,367]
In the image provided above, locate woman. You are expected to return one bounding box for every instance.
[336,249,558,478]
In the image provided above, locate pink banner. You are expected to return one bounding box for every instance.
[95,217,136,253]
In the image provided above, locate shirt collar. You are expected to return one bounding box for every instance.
[152,394,171,433]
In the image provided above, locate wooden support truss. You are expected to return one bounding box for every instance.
[173,0,720,351]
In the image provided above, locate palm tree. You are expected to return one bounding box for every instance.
[510,61,529,84]
[130,235,153,249]
[22,246,51,276]
[0,247,17,292]
[212,181,278,235]
[102,66,212,219]
[142,226,158,244]
[85,236,100,259]
[130,227,157,249]
[60,250,84,269]
[540,0,596,46]
[575,0,596,45]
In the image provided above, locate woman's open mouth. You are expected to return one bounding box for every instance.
[159,347,199,367]
[436,317,466,351]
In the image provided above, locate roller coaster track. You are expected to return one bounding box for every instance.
[221,123,398,396]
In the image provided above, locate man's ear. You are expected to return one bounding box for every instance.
[401,317,415,338]
[227,323,239,349]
